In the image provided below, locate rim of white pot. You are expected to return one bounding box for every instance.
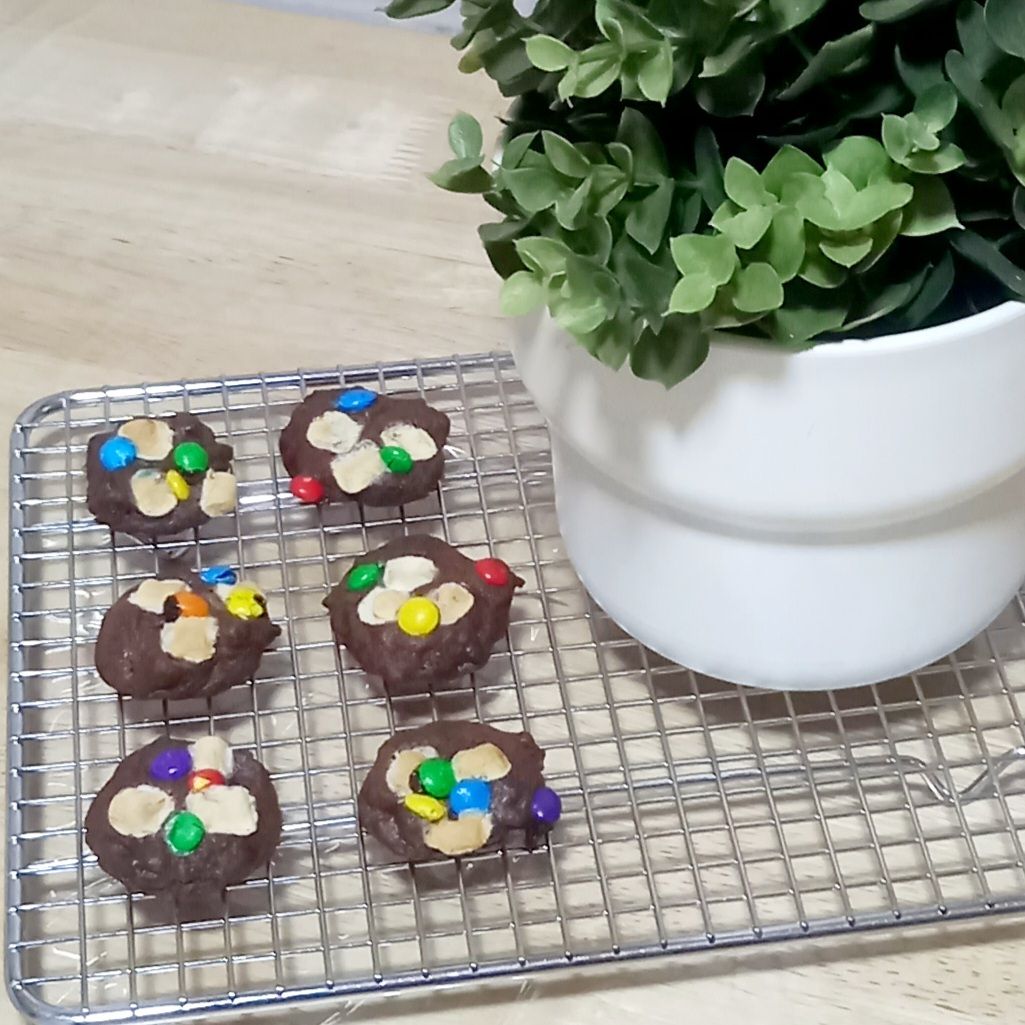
[784,299,1024,360]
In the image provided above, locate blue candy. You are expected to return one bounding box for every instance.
[199,565,238,586]
[99,435,137,471]
[335,387,378,413]
[448,778,491,817]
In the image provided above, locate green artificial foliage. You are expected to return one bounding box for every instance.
[389,0,1025,385]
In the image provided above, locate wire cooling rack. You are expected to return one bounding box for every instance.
[8,352,1025,1025]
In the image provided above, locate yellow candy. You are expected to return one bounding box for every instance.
[165,469,190,501]
[225,585,265,620]
[397,596,440,637]
[404,793,446,822]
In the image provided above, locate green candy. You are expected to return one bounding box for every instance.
[173,441,210,475]
[417,757,456,799]
[379,445,413,475]
[164,810,205,856]
[346,562,383,592]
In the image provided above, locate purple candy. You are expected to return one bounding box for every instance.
[149,747,192,783]
[531,785,561,826]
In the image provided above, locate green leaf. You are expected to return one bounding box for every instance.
[553,294,610,335]
[723,158,772,209]
[857,209,904,270]
[901,143,967,174]
[554,178,593,230]
[916,82,959,131]
[859,0,948,21]
[1014,187,1025,231]
[772,284,849,342]
[668,274,719,313]
[844,266,930,330]
[800,247,849,287]
[504,165,566,212]
[711,203,775,249]
[1003,75,1025,122]
[589,165,631,217]
[630,318,711,387]
[514,237,571,277]
[986,0,1025,59]
[448,112,484,161]
[957,0,1005,77]
[819,235,874,267]
[670,234,739,284]
[882,115,912,162]
[732,263,785,313]
[384,0,454,17]
[525,35,574,72]
[626,179,674,254]
[951,231,1025,297]
[761,147,823,199]
[694,127,726,211]
[824,136,892,189]
[617,109,667,182]
[500,271,545,316]
[695,57,766,117]
[567,45,621,99]
[612,237,678,318]
[946,51,1016,149]
[900,176,963,236]
[895,48,947,96]
[901,253,955,327]
[770,0,831,29]
[500,132,537,171]
[776,25,875,102]
[429,158,491,193]
[542,132,590,179]
[638,40,674,103]
[752,207,806,282]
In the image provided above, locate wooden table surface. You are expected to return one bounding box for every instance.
[1,2,1022,1022]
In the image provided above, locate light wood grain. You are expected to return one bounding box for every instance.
[1,2,1022,1022]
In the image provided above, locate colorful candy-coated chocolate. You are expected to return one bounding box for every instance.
[530,786,562,826]
[475,558,510,587]
[173,441,209,475]
[344,561,381,594]
[164,810,205,855]
[165,469,190,500]
[379,445,413,475]
[335,387,378,413]
[225,586,265,620]
[99,435,137,471]
[417,758,456,799]
[149,747,192,782]
[290,474,325,504]
[187,768,226,792]
[449,778,491,816]
[404,793,446,822]
[397,596,440,637]
[346,562,383,592]
[200,565,237,586]
[173,591,210,618]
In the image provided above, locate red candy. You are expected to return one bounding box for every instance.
[187,769,225,792]
[290,475,325,504]
[475,558,510,587]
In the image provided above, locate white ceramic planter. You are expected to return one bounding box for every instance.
[512,303,1025,690]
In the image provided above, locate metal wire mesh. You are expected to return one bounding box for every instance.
[7,352,1025,1025]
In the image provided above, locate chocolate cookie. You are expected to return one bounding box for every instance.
[323,535,523,695]
[95,567,280,700]
[358,720,561,861]
[279,387,450,507]
[86,413,237,540]
[85,735,281,916]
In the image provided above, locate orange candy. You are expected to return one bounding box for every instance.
[173,591,210,618]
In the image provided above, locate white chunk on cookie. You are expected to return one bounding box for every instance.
[379,423,437,461]
[118,418,174,461]
[451,743,511,782]
[160,616,218,663]
[429,582,475,625]
[382,556,437,593]
[356,587,406,625]
[385,746,439,798]
[186,785,258,836]
[128,578,189,614]
[306,411,362,454]
[331,442,385,494]
[189,736,234,776]
[424,813,492,856]
[130,470,178,518]
[108,784,174,838]
[199,470,237,517]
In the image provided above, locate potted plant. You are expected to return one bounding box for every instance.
[388,0,1025,690]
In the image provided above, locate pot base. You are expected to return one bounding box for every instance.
[552,437,1025,691]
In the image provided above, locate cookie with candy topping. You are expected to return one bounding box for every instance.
[86,413,237,540]
[323,535,523,695]
[95,567,280,700]
[279,387,450,507]
[84,736,281,916]
[357,720,561,861]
